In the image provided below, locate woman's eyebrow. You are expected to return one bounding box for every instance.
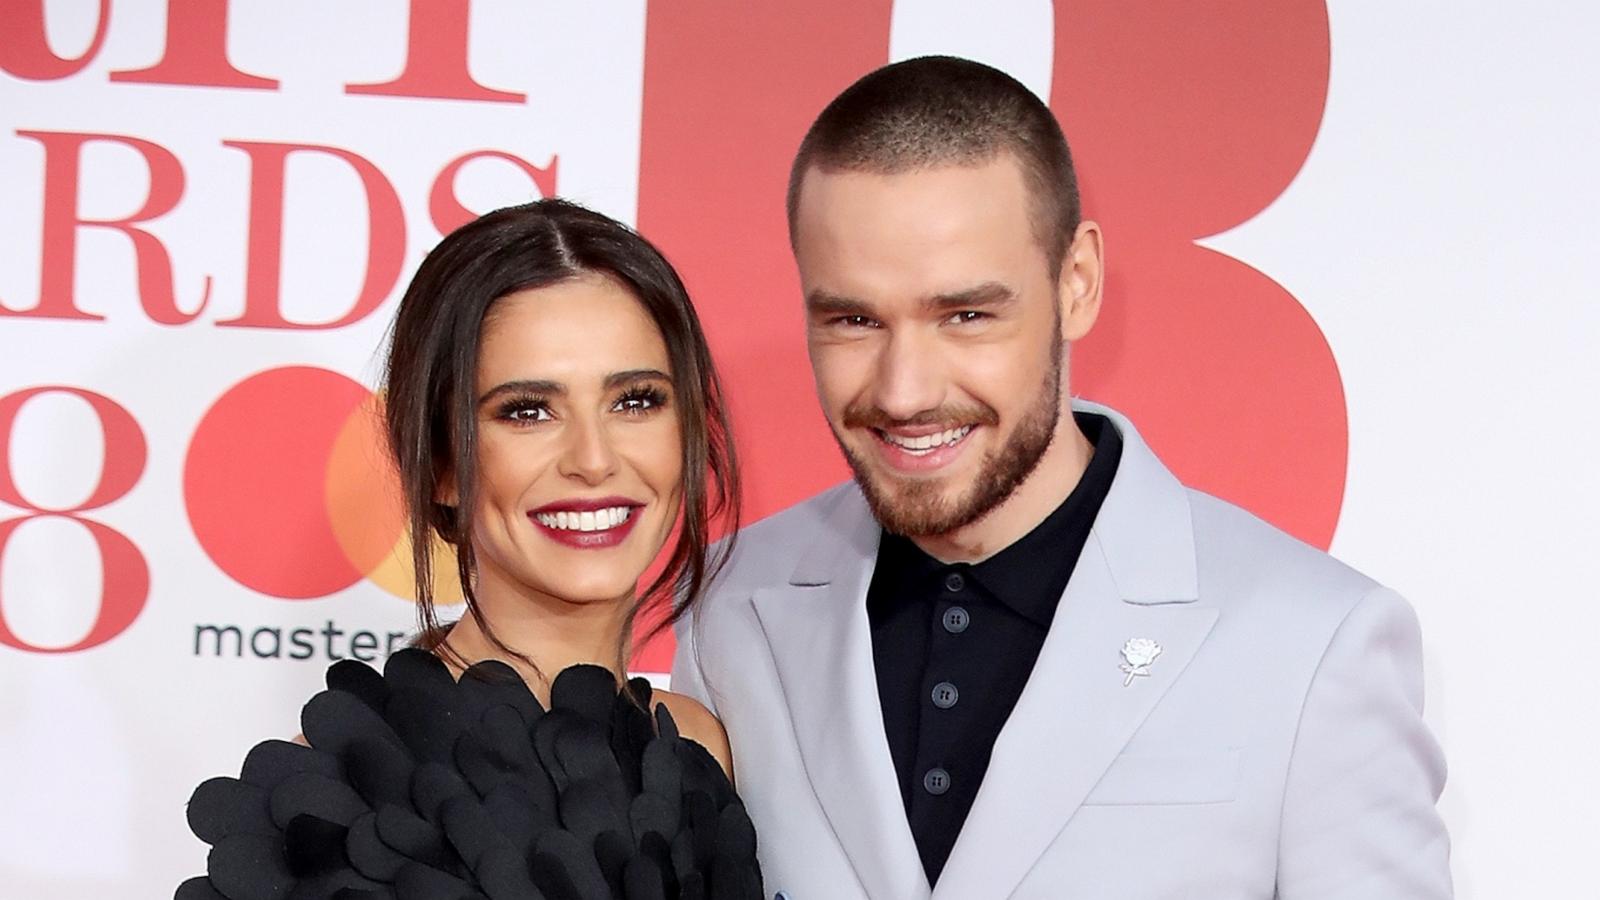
[477,379,562,406]
[478,370,672,406]
[604,368,673,389]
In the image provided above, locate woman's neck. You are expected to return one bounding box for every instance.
[439,565,632,704]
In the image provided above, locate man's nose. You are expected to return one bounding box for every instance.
[870,329,947,422]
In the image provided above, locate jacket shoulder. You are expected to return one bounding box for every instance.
[1185,489,1383,617]
[707,481,861,597]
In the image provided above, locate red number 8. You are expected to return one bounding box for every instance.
[0,387,149,653]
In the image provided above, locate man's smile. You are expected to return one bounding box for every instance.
[870,424,978,472]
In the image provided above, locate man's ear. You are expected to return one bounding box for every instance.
[1058,220,1104,342]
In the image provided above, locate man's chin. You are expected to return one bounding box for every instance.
[853,475,962,536]
[838,440,977,534]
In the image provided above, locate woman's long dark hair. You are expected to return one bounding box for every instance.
[382,198,740,674]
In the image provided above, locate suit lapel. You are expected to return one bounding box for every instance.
[931,541,1218,898]
[751,488,931,900]
[933,403,1219,899]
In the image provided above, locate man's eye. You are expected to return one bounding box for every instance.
[947,310,988,324]
[835,315,877,328]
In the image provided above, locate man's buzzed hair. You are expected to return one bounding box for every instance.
[787,55,1081,276]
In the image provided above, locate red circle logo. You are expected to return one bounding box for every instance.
[184,366,461,603]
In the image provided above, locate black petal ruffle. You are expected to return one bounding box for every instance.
[178,649,761,900]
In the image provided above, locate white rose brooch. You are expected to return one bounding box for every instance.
[1119,638,1163,686]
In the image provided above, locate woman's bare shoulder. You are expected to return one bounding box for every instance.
[651,688,733,780]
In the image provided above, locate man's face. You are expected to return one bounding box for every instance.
[793,155,1068,537]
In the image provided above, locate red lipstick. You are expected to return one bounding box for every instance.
[527,496,644,550]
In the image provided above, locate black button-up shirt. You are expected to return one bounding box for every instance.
[865,412,1123,884]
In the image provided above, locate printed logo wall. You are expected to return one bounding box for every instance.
[7,0,1531,895]
[4,0,1332,891]
[2,2,645,892]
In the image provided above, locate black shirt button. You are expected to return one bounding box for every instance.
[942,606,970,633]
[944,572,965,592]
[931,681,959,709]
[923,767,951,795]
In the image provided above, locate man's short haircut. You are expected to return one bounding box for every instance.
[787,55,1081,276]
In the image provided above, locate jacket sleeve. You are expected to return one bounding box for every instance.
[1277,586,1452,898]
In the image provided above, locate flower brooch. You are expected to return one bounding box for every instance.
[1119,638,1163,686]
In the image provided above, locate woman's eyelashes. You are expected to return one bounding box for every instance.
[494,393,553,424]
[613,384,669,415]
[490,384,669,426]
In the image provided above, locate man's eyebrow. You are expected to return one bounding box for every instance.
[923,282,1017,312]
[478,379,562,406]
[804,290,875,318]
[604,368,673,389]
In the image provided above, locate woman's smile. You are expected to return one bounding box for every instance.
[527,495,646,549]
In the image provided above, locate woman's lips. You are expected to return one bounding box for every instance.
[527,500,643,550]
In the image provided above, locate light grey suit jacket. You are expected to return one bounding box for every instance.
[672,402,1451,899]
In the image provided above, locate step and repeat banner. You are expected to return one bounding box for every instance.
[2,1,1595,896]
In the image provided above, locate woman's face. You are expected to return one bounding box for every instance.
[463,273,683,608]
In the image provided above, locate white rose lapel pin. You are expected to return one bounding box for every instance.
[1119,638,1163,686]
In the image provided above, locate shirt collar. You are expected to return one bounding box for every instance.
[875,412,1124,628]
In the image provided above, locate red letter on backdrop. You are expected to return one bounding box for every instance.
[345,0,523,103]
[109,0,278,89]
[1047,0,1344,548]
[4,131,210,324]
[636,1,892,527]
[218,141,405,330]
[632,2,1342,675]
[429,150,558,235]
[0,0,111,80]
[631,1,894,670]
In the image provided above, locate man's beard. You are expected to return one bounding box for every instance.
[834,340,1063,538]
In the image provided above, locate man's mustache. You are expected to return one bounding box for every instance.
[841,400,1000,431]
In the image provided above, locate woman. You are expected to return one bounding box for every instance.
[179,200,758,900]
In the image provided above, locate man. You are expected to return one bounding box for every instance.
[672,56,1450,899]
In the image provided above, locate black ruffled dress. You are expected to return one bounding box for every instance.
[176,649,762,900]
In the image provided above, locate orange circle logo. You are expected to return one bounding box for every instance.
[184,365,460,603]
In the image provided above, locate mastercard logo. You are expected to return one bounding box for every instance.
[184,366,461,603]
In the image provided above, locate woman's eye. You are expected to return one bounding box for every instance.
[615,388,668,414]
[501,403,552,423]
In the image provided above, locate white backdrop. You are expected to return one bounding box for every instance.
[1,2,1597,897]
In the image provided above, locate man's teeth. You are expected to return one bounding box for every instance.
[881,425,973,453]
[535,506,635,531]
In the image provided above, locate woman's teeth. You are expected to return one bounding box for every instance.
[535,506,634,531]
[880,425,973,454]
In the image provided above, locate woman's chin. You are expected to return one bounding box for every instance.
[527,569,643,608]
